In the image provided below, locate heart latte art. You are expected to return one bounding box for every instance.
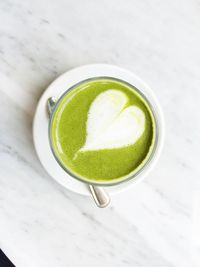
[80,90,145,152]
[51,79,155,184]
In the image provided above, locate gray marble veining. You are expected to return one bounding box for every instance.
[0,0,200,266]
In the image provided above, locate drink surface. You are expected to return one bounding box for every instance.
[51,78,156,184]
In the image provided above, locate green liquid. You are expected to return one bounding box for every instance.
[51,78,156,184]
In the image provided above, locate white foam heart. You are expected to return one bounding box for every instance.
[79,89,145,152]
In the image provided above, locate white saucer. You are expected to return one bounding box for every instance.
[33,64,164,196]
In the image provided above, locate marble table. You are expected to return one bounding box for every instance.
[0,0,200,266]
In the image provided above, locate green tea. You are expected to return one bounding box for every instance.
[50,78,156,184]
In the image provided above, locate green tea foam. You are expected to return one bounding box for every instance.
[50,78,156,184]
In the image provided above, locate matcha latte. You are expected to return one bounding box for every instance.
[50,78,156,185]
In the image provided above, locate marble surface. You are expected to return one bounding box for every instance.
[0,0,200,266]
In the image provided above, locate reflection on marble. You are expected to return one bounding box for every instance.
[0,0,200,266]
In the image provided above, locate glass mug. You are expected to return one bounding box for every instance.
[36,64,165,207]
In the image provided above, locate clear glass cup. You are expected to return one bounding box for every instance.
[48,76,163,187]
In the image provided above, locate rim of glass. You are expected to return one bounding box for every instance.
[48,76,159,186]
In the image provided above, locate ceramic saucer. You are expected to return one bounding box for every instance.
[33,64,164,196]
